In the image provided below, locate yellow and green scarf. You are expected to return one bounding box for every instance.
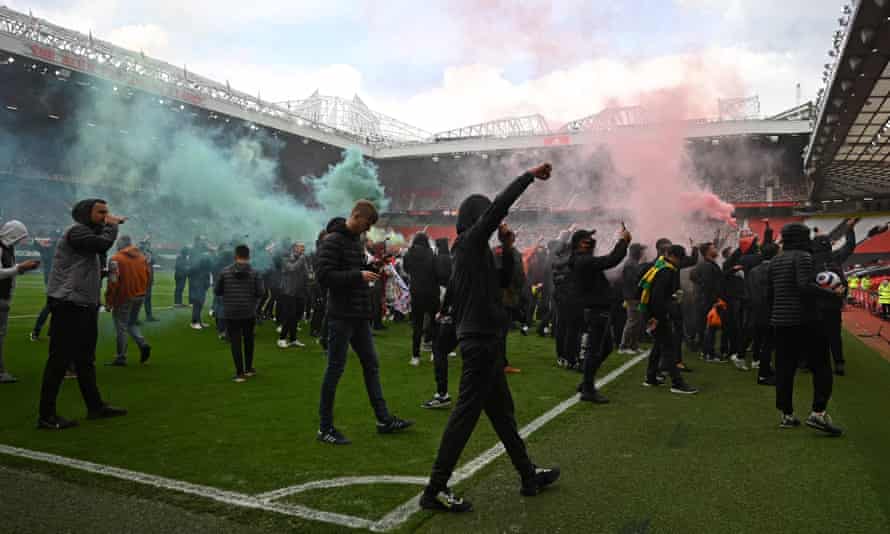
[638,256,676,313]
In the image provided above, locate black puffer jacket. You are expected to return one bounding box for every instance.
[404,233,438,300]
[769,223,838,327]
[316,220,373,320]
[745,260,771,327]
[214,262,265,320]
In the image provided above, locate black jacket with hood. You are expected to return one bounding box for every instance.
[404,232,439,301]
[567,239,628,314]
[316,219,374,320]
[768,223,838,327]
[451,173,535,339]
[811,227,856,312]
[47,199,119,307]
[433,237,452,287]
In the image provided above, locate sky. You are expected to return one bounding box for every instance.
[8,0,844,133]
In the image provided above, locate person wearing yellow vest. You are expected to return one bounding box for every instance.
[879,279,890,319]
[848,275,859,305]
[861,276,873,310]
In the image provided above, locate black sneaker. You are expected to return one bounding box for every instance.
[642,378,661,387]
[317,427,351,445]
[579,389,609,404]
[139,344,151,364]
[377,416,414,434]
[780,413,801,429]
[421,394,452,409]
[244,369,257,377]
[757,376,776,386]
[37,415,78,430]
[105,358,127,367]
[420,487,473,513]
[805,413,844,436]
[834,362,845,376]
[87,405,128,420]
[520,465,561,496]
[669,383,698,395]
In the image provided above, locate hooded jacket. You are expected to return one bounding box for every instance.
[281,251,309,298]
[745,259,772,327]
[451,173,535,339]
[404,233,439,300]
[0,220,29,306]
[47,199,119,307]
[106,245,150,307]
[316,219,374,319]
[433,237,452,287]
[567,239,628,313]
[174,248,190,278]
[214,261,265,320]
[768,223,837,327]
[810,228,856,312]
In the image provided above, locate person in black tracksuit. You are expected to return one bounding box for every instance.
[214,245,264,381]
[551,238,573,365]
[315,202,412,445]
[768,223,843,435]
[173,247,190,307]
[404,232,440,364]
[745,243,777,385]
[691,242,723,358]
[566,228,630,403]
[810,219,857,376]
[421,238,456,409]
[421,164,559,514]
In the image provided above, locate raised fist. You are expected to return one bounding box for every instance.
[528,163,552,180]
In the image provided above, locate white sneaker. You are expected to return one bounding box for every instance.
[448,352,457,358]
[276,326,283,334]
[543,327,551,335]
[730,354,749,371]
[430,353,435,362]
[410,357,421,367]
[751,360,760,369]
[289,339,306,348]
[190,323,203,330]
[277,339,289,349]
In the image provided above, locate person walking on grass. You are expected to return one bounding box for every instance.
[173,246,190,307]
[37,199,128,430]
[214,244,264,383]
[315,200,414,445]
[188,236,213,330]
[404,232,439,367]
[29,229,60,342]
[421,163,560,514]
[1,220,41,383]
[105,235,152,367]
[279,241,309,349]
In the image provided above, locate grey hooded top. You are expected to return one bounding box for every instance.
[0,220,29,309]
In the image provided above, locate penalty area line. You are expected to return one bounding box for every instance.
[371,350,650,532]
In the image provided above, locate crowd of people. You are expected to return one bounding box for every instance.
[0,161,864,513]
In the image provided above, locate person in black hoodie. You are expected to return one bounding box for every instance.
[691,242,723,359]
[421,164,559,514]
[768,223,843,435]
[214,245,264,382]
[745,242,777,385]
[173,246,190,307]
[188,237,213,330]
[567,227,630,403]
[810,218,857,376]
[404,232,439,366]
[38,199,128,430]
[315,201,413,445]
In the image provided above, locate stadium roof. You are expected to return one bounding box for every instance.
[805,0,890,201]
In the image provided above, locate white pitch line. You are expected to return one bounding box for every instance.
[371,351,650,532]
[0,444,374,530]
[256,475,429,502]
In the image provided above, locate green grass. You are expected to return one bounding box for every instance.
[1,272,889,533]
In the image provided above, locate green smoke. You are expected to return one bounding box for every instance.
[305,147,390,215]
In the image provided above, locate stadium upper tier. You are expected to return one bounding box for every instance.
[0,5,811,160]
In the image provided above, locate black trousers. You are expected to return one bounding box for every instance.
[723,298,742,356]
[822,308,844,365]
[433,321,458,396]
[752,324,774,378]
[646,319,684,386]
[228,318,256,375]
[191,298,205,324]
[428,336,534,491]
[308,285,325,336]
[774,323,832,414]
[174,275,186,305]
[279,295,305,342]
[39,300,105,418]
[581,310,613,392]
[554,299,567,360]
[411,294,439,358]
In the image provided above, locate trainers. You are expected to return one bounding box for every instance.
[730,355,749,371]
[190,323,203,330]
[448,352,457,358]
[642,378,661,387]
[410,356,421,367]
[520,465,561,496]
[139,344,151,364]
[543,326,551,335]
[87,405,128,420]
[780,413,801,429]
[670,383,698,395]
[276,339,289,349]
[520,325,529,336]
[421,342,433,352]
[0,372,18,384]
[757,375,776,386]
[200,322,211,328]
[244,369,257,378]
[37,415,78,430]
[276,325,283,334]
[677,362,693,373]
[289,339,306,348]
[580,389,609,404]
[504,366,521,374]
[105,358,127,367]
[556,358,569,369]
[751,360,761,369]
[29,332,39,342]
[806,413,844,436]
[420,487,473,513]
[377,416,414,434]
[421,393,452,409]
[430,353,435,362]
[232,375,247,383]
[317,427,351,445]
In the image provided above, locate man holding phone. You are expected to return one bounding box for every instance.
[0,220,41,383]
[37,199,129,429]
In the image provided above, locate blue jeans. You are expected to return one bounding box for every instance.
[319,318,390,431]
[112,297,148,360]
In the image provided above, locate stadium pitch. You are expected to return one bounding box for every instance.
[0,273,888,533]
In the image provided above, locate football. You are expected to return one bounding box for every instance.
[816,271,842,289]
